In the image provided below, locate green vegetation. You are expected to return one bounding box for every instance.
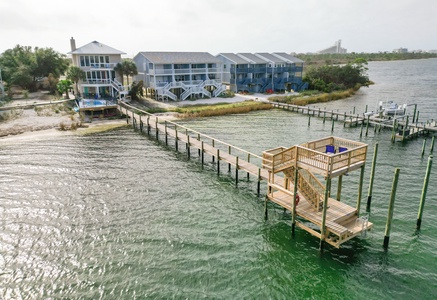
[303,58,370,93]
[0,45,69,92]
[67,66,85,96]
[129,81,144,100]
[176,101,272,118]
[269,87,360,106]
[114,59,138,85]
[57,79,73,99]
[297,52,437,66]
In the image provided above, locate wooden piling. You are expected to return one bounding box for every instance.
[416,111,420,123]
[421,139,427,157]
[337,175,343,201]
[365,104,368,113]
[217,149,220,175]
[416,155,433,230]
[235,156,239,186]
[366,115,370,136]
[197,134,201,156]
[356,166,365,216]
[323,111,326,124]
[228,146,231,172]
[320,177,331,251]
[331,118,335,132]
[383,168,400,249]
[367,143,378,211]
[212,139,215,162]
[201,141,204,168]
[264,196,269,220]
[155,117,158,140]
[175,126,178,151]
[308,114,311,127]
[391,119,397,143]
[430,136,435,154]
[165,121,168,145]
[187,135,191,159]
[402,115,409,141]
[292,167,299,236]
[360,121,364,137]
[247,153,250,180]
[257,168,261,197]
[412,104,417,123]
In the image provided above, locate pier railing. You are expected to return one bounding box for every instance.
[119,101,264,167]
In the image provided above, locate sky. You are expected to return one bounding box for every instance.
[1,0,436,57]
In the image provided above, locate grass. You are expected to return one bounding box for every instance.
[268,85,364,106]
[176,101,273,118]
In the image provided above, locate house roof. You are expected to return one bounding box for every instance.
[273,52,304,63]
[217,53,250,64]
[137,52,222,64]
[68,41,126,55]
[238,53,268,64]
[255,53,287,63]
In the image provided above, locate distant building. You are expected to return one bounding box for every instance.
[317,40,347,54]
[133,52,225,101]
[216,52,307,93]
[393,47,408,53]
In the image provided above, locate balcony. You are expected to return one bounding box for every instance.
[81,79,112,85]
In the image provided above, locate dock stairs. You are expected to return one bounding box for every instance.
[262,136,373,248]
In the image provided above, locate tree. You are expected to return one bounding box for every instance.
[114,59,138,85]
[128,81,144,100]
[57,79,72,99]
[0,45,68,91]
[67,66,85,96]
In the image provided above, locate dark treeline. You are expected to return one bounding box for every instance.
[296,52,437,66]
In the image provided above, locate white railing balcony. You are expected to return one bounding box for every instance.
[191,68,207,74]
[154,69,174,75]
[82,79,112,85]
[83,63,117,69]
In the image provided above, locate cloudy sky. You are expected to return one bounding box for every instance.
[1,0,436,57]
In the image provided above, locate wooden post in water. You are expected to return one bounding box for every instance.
[323,111,326,124]
[360,121,364,137]
[356,166,365,216]
[235,156,239,186]
[430,136,435,154]
[320,177,331,251]
[217,149,220,175]
[155,117,158,140]
[292,167,299,236]
[365,104,368,113]
[228,146,231,172]
[175,126,178,151]
[331,118,335,133]
[308,114,311,127]
[247,153,250,181]
[416,111,420,123]
[264,195,269,221]
[201,141,204,168]
[402,115,409,141]
[337,175,343,201]
[164,121,168,145]
[212,139,215,162]
[421,139,427,157]
[416,155,433,230]
[391,119,397,143]
[367,143,378,211]
[187,135,191,159]
[353,106,356,114]
[257,168,261,197]
[197,134,201,156]
[343,112,347,122]
[185,129,188,152]
[318,107,321,117]
[366,115,370,136]
[139,116,143,132]
[383,168,400,249]
[147,116,150,135]
[412,104,417,124]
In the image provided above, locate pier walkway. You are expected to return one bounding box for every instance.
[119,102,373,249]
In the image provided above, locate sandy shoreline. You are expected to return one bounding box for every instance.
[0,91,284,141]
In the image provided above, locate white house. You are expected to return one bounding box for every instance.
[133,52,226,101]
[68,37,128,101]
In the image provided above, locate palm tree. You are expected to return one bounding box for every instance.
[114,59,138,86]
[66,66,85,96]
[57,79,73,99]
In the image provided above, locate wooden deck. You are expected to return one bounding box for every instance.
[119,102,373,249]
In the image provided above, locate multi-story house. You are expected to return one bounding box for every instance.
[68,38,128,118]
[133,52,226,101]
[217,52,307,93]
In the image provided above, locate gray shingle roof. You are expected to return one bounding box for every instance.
[138,52,221,64]
[217,53,250,64]
[255,53,287,63]
[273,52,304,63]
[238,53,268,64]
[68,41,125,55]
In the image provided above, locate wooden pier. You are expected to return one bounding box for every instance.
[272,102,437,140]
[119,102,373,249]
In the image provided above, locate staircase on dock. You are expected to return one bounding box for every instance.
[262,136,373,248]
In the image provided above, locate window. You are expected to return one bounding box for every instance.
[85,56,90,67]
[105,56,109,63]
[149,63,154,70]
[80,56,85,67]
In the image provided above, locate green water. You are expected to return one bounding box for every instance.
[1,59,437,299]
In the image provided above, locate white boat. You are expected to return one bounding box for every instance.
[378,101,406,116]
